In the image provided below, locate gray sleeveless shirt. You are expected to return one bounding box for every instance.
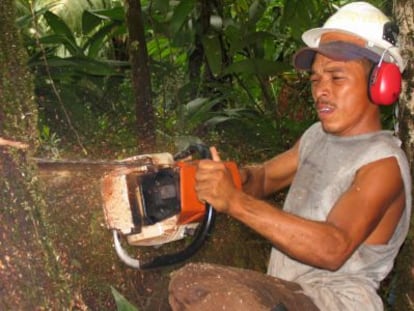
[267,122,412,311]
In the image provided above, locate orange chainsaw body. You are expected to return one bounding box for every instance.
[177,161,242,224]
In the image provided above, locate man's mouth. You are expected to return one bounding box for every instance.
[315,100,335,114]
[318,106,334,113]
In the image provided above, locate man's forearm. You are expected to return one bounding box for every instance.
[227,191,349,271]
[240,165,266,198]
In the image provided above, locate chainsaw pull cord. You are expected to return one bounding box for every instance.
[112,143,216,270]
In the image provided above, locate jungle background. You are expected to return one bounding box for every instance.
[1,0,413,310]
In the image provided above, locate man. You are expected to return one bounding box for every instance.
[169,2,411,310]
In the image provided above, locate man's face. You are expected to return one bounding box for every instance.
[310,53,379,136]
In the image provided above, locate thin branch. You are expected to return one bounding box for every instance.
[0,137,29,149]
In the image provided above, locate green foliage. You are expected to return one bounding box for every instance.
[16,0,395,159]
[15,1,133,155]
[111,287,139,311]
[38,124,61,158]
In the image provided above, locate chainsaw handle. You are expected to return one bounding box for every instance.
[113,230,141,269]
[113,143,216,270]
[173,143,212,161]
[112,204,215,270]
[140,203,215,269]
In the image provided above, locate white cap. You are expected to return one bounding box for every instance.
[301,2,404,71]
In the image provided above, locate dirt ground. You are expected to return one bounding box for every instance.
[38,161,271,310]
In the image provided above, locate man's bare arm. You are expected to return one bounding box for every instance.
[196,155,405,271]
[241,140,300,198]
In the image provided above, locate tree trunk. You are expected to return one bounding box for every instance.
[0,0,70,308]
[188,0,211,98]
[393,0,414,309]
[124,0,156,153]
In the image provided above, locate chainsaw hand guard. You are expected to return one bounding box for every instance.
[101,144,240,270]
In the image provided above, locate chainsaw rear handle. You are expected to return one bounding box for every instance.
[113,204,215,269]
[113,143,216,270]
[173,143,212,161]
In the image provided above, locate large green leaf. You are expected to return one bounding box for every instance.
[29,56,124,76]
[38,34,78,54]
[168,0,195,35]
[183,97,223,130]
[66,56,123,76]
[202,34,222,77]
[85,21,124,57]
[44,10,82,55]
[82,10,105,34]
[248,0,267,25]
[45,0,113,33]
[82,6,126,33]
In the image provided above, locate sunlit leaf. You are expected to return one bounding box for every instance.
[205,115,234,126]
[186,97,209,112]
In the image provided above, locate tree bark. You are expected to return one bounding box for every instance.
[393,0,414,309]
[188,0,211,98]
[124,0,156,153]
[0,0,70,308]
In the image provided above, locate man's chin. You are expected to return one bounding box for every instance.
[320,122,341,136]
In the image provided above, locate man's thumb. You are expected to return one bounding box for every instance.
[210,146,221,162]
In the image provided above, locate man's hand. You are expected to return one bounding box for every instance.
[194,147,239,213]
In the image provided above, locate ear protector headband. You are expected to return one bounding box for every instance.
[368,50,402,106]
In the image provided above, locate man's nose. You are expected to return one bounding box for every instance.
[312,78,330,99]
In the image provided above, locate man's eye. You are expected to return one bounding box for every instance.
[310,77,319,83]
[332,76,344,80]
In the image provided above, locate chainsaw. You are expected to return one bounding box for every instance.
[36,144,241,269]
[99,144,241,269]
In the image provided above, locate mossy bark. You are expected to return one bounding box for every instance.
[392,0,414,309]
[0,0,70,308]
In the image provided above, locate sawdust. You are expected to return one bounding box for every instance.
[37,163,271,310]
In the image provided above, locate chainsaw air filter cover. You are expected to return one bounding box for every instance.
[130,167,180,226]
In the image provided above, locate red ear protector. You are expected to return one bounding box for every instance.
[368,60,402,106]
